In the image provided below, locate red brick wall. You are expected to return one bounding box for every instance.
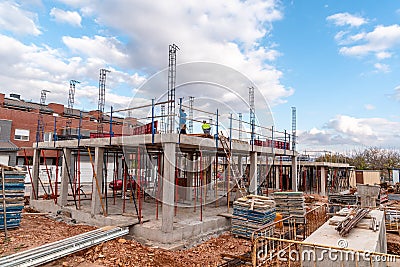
[0,106,124,157]
[48,103,65,115]
[0,93,4,107]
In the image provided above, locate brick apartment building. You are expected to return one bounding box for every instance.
[0,93,136,166]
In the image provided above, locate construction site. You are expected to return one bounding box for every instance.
[2,45,400,267]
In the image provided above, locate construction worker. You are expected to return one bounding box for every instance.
[180,124,187,134]
[202,120,211,135]
[179,108,187,127]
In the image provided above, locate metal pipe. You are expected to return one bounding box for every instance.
[151,99,155,144]
[55,150,59,204]
[78,111,82,147]
[109,106,113,145]
[215,109,219,148]
[2,168,7,239]
[41,150,55,201]
[112,100,172,113]
[23,149,36,200]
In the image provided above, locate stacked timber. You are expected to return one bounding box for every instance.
[0,167,25,230]
[231,195,276,238]
[273,191,306,223]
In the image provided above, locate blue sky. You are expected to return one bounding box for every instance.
[1,0,400,153]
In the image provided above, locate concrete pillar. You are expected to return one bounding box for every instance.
[186,153,194,201]
[249,151,258,194]
[238,155,243,176]
[291,156,298,191]
[30,148,40,201]
[275,166,280,190]
[162,142,176,233]
[320,167,326,196]
[91,147,104,215]
[58,148,71,205]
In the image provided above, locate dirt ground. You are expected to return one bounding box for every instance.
[0,211,251,267]
[387,233,400,255]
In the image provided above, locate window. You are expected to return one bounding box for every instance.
[14,129,30,141]
[44,132,52,142]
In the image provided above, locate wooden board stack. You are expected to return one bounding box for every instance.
[273,191,306,223]
[231,194,276,238]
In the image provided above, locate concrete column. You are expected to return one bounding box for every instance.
[30,148,40,201]
[320,167,326,196]
[91,147,104,215]
[186,153,194,201]
[162,142,176,233]
[59,148,71,206]
[238,155,243,176]
[275,166,280,190]
[249,151,258,194]
[291,156,298,191]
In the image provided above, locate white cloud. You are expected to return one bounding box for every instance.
[0,1,41,35]
[62,35,130,67]
[50,7,82,27]
[0,0,293,122]
[339,24,400,57]
[0,34,145,110]
[374,63,390,73]
[364,104,375,110]
[58,0,291,107]
[327,12,367,27]
[299,115,400,151]
[328,115,374,136]
[376,51,392,60]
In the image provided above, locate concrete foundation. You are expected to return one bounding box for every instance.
[30,195,231,249]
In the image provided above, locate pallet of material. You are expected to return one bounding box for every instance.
[231,195,276,238]
[0,170,25,230]
[273,191,306,223]
[328,194,357,205]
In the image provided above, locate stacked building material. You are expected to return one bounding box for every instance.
[231,195,276,238]
[273,191,305,223]
[328,194,357,205]
[0,168,25,230]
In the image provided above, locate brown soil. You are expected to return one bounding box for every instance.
[387,233,400,255]
[0,212,251,267]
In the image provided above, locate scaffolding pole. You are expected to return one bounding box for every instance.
[98,69,111,133]
[189,96,194,133]
[66,80,80,136]
[249,86,255,145]
[167,44,179,133]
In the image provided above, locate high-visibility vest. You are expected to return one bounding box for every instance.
[202,123,211,130]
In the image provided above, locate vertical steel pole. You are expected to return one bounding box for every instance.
[229,113,233,151]
[78,111,82,147]
[215,109,219,148]
[53,116,57,147]
[152,99,155,144]
[109,106,113,145]
[2,168,7,239]
[178,97,182,143]
[55,150,59,204]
